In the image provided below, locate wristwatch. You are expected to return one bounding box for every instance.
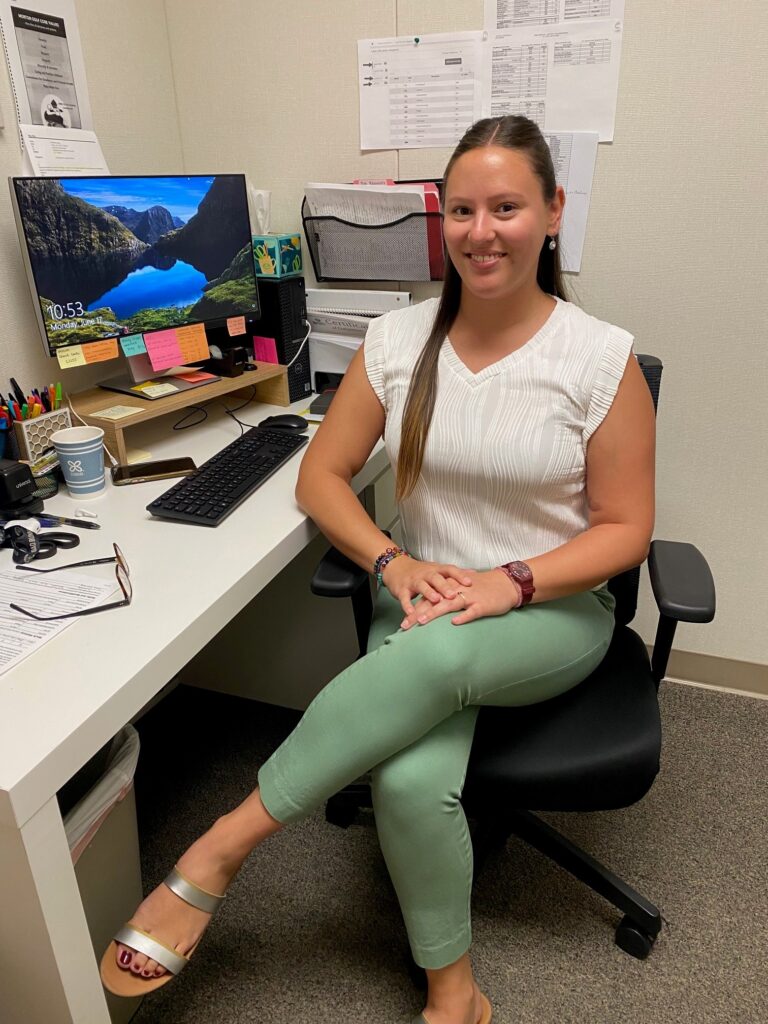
[497,560,535,606]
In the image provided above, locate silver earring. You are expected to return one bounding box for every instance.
[548,237,557,251]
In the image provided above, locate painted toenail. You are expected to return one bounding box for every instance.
[119,950,132,966]
[142,969,152,976]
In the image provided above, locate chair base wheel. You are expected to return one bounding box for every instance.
[615,915,656,959]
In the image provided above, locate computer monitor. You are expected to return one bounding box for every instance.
[10,174,260,358]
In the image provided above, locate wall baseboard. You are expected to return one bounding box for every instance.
[648,646,768,699]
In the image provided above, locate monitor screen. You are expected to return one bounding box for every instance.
[10,174,260,356]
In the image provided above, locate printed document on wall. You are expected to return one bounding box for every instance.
[484,0,625,32]
[358,32,484,150]
[20,124,109,175]
[0,0,93,131]
[545,132,598,272]
[483,18,623,141]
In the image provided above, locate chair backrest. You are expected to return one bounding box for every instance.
[607,355,662,626]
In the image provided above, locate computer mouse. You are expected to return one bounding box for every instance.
[258,414,309,432]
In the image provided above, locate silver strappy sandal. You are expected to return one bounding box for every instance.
[100,865,225,997]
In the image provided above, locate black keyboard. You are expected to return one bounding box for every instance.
[146,427,308,526]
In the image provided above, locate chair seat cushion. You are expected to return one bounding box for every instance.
[462,626,661,814]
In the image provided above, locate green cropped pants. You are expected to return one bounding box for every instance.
[258,584,616,969]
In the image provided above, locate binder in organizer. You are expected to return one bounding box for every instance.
[418,182,444,280]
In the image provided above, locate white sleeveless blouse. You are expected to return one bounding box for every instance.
[363,297,634,571]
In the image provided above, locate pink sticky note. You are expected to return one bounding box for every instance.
[175,371,216,383]
[253,336,279,363]
[144,328,183,371]
[227,316,246,337]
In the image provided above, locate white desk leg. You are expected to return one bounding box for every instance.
[0,795,111,1024]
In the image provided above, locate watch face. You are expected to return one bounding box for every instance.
[509,562,531,582]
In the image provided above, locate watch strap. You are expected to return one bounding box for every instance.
[497,560,535,606]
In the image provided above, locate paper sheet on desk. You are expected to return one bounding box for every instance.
[0,570,116,675]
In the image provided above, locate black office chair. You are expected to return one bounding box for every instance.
[310,355,716,961]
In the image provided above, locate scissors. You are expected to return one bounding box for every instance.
[0,524,80,563]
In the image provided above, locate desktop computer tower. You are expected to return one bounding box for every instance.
[254,276,312,402]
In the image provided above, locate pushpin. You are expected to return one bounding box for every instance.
[414,37,420,45]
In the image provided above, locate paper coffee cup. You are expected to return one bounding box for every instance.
[51,426,106,498]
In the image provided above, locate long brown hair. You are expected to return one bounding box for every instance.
[395,116,569,501]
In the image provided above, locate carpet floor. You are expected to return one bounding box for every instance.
[129,681,767,1024]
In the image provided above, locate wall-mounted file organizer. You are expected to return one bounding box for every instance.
[301,179,445,283]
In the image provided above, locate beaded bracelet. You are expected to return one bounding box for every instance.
[373,546,409,585]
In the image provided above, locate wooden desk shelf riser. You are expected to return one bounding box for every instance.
[70,364,290,465]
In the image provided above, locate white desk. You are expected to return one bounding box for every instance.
[0,397,388,1024]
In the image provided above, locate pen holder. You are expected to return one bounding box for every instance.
[13,408,72,462]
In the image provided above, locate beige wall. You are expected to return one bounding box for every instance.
[0,1,764,670]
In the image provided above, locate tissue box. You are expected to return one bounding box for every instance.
[252,233,302,278]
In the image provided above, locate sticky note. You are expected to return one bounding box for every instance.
[139,382,179,398]
[176,322,209,363]
[175,371,216,383]
[83,339,119,364]
[91,405,141,421]
[120,333,147,356]
[253,336,279,363]
[56,345,86,368]
[144,329,183,371]
[227,316,246,337]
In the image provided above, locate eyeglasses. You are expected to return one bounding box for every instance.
[10,543,132,621]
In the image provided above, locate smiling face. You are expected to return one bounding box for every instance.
[442,145,564,303]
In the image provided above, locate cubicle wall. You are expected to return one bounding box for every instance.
[0,1,765,687]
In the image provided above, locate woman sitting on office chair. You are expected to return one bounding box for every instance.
[103,115,655,1024]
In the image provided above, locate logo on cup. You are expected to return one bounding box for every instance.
[67,459,84,476]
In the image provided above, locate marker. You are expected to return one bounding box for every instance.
[55,382,62,410]
[9,378,26,406]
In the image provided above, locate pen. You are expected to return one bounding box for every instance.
[31,513,101,530]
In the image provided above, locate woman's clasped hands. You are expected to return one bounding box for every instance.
[381,556,522,630]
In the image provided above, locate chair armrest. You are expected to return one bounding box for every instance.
[311,545,369,598]
[648,540,716,623]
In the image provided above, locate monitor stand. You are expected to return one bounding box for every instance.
[72,363,290,464]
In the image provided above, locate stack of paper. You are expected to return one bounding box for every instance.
[304,183,440,281]
[0,569,118,675]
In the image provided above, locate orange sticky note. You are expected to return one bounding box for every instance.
[144,328,183,371]
[176,322,209,363]
[83,338,119,364]
[227,316,246,337]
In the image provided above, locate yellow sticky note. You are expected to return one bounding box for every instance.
[83,338,119,364]
[56,345,86,368]
[141,382,178,398]
[176,322,209,363]
[227,316,246,337]
[91,405,141,421]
